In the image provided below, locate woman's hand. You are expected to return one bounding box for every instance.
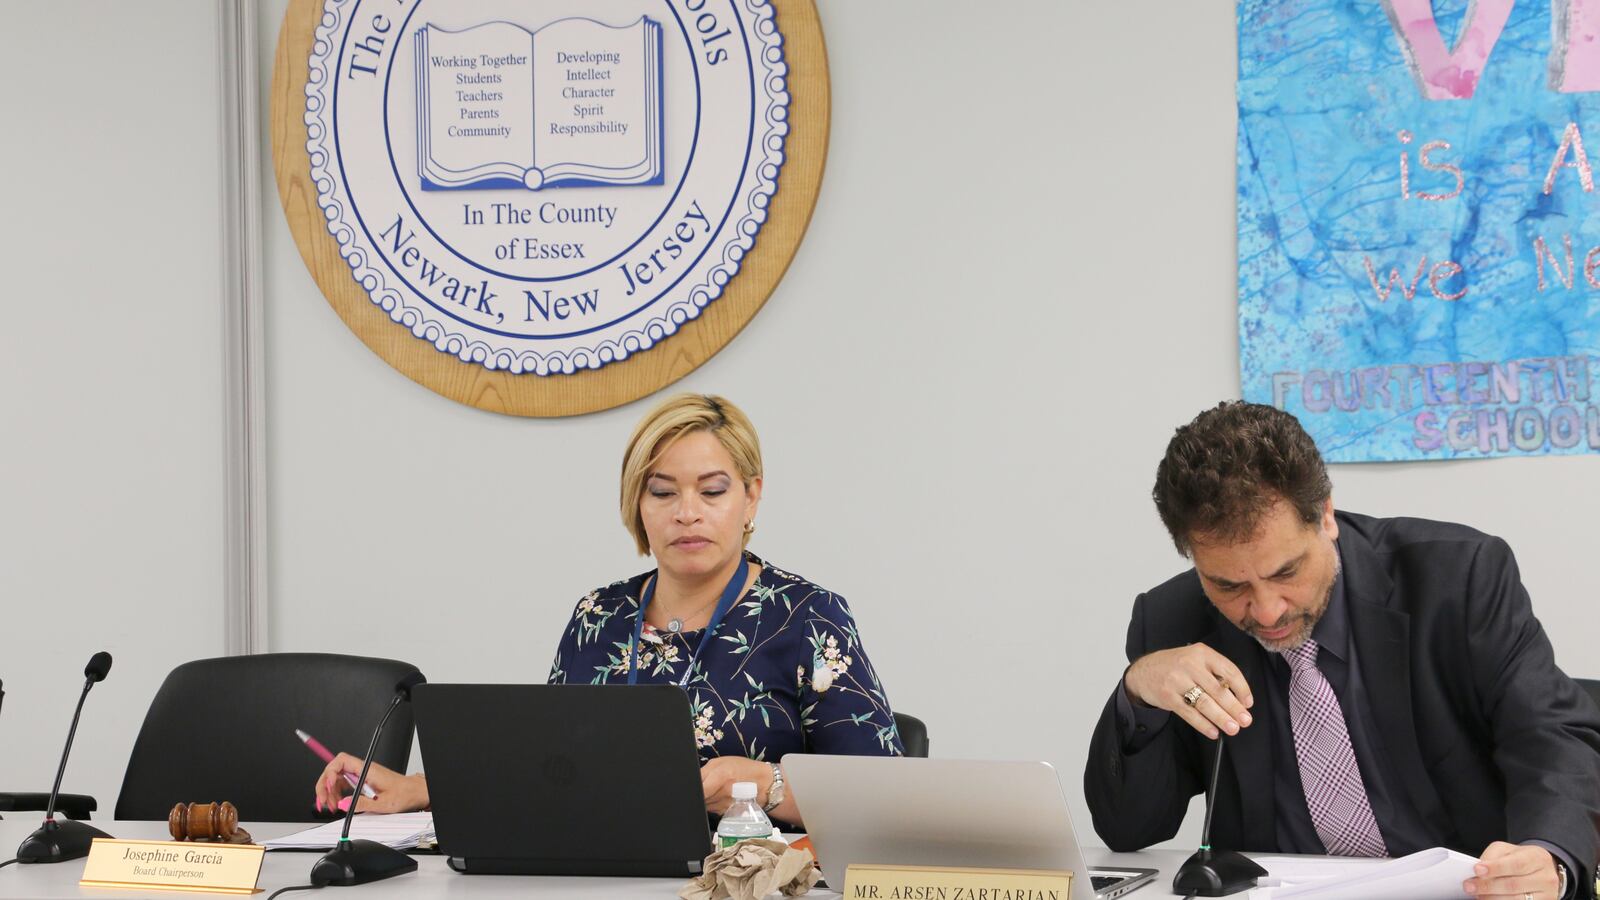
[700,756,801,827]
[313,752,429,814]
[700,756,770,813]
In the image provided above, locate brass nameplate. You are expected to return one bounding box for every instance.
[843,863,1074,900]
[80,838,264,895]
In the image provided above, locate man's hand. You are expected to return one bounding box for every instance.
[1465,842,1561,899]
[1124,643,1254,739]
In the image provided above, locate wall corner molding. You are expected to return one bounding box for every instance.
[219,0,268,654]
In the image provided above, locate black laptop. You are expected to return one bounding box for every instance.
[411,683,713,876]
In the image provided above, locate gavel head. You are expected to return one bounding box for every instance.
[168,802,239,842]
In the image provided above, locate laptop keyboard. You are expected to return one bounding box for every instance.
[1091,875,1119,891]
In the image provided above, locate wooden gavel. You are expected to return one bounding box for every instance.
[168,802,245,842]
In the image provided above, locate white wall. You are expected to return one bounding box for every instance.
[0,3,224,811]
[5,0,1594,849]
[253,0,1600,849]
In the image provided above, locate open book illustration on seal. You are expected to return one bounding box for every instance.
[413,17,664,191]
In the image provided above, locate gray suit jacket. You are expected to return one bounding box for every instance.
[1083,512,1600,897]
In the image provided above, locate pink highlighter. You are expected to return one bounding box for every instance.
[296,728,378,802]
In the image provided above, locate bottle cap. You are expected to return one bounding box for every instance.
[732,782,757,800]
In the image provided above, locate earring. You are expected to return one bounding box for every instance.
[743,520,755,535]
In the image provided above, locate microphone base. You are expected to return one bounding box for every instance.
[310,838,418,886]
[1172,847,1268,896]
[16,817,113,863]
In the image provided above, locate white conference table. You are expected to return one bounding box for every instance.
[0,819,1192,898]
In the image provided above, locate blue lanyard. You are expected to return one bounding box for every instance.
[627,556,750,688]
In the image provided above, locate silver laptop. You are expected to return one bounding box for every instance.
[781,756,1157,900]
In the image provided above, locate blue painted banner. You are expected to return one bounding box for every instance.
[1238,0,1600,461]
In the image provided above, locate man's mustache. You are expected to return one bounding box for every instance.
[1244,612,1301,634]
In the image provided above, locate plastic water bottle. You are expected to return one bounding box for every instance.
[717,781,774,848]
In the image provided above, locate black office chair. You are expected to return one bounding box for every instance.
[0,653,425,824]
[0,793,97,821]
[1575,678,1600,712]
[0,673,100,820]
[106,653,422,822]
[894,712,930,758]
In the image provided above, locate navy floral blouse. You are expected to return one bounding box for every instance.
[547,552,904,761]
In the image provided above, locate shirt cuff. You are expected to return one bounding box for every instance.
[1115,678,1171,753]
[1524,841,1579,900]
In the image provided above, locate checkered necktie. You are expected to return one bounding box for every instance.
[1280,639,1388,857]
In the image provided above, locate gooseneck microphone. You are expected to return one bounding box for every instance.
[16,652,116,864]
[308,671,425,887]
[1171,735,1267,896]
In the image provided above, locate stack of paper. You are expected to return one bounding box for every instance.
[262,812,436,851]
[1248,848,1477,899]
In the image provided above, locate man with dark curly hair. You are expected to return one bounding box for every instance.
[1083,401,1600,900]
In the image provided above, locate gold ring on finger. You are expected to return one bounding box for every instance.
[1182,685,1205,707]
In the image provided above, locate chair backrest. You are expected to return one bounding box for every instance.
[1576,678,1600,713]
[894,712,930,758]
[114,653,420,822]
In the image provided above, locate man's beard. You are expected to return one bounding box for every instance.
[1243,552,1341,652]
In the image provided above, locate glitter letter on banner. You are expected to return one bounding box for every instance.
[1237,0,1600,461]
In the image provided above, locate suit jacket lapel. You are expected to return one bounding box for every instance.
[1209,616,1276,848]
[1341,523,1452,843]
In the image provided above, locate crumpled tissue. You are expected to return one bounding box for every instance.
[679,838,821,900]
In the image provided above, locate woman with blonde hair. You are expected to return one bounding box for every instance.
[315,393,902,826]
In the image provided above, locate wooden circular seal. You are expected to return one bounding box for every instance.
[269,0,830,416]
